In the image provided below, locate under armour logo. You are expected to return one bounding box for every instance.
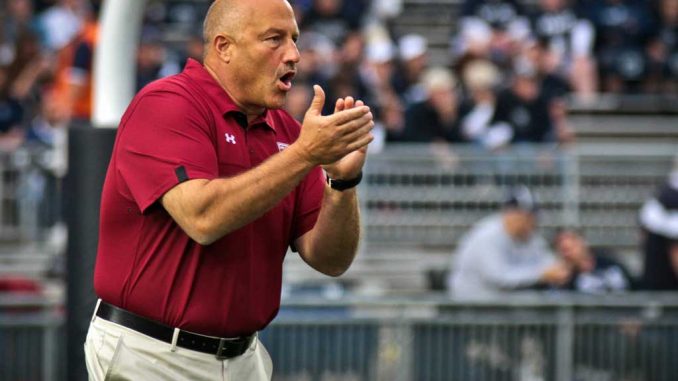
[224,133,237,144]
[277,142,289,151]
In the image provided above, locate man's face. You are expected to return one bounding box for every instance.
[506,209,537,241]
[555,231,586,264]
[228,0,301,111]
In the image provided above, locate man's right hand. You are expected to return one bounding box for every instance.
[540,263,572,286]
[293,85,374,166]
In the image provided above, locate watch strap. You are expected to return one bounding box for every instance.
[326,171,363,191]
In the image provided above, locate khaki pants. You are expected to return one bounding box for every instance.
[84,310,273,380]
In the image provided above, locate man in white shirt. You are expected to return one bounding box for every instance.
[448,185,570,298]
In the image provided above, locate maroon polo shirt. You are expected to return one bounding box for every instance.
[94,59,324,337]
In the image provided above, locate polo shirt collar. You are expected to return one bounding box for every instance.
[183,58,276,131]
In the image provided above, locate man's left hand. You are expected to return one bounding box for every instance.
[322,97,371,180]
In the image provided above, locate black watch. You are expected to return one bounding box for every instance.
[326,171,363,191]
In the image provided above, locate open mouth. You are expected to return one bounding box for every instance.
[278,71,295,91]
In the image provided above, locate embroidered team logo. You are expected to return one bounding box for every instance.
[224,133,237,144]
[277,142,289,151]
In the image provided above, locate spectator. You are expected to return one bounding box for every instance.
[324,32,372,117]
[529,0,597,96]
[135,28,178,91]
[391,33,429,104]
[295,31,335,111]
[585,0,656,92]
[402,67,464,143]
[554,229,634,293]
[483,61,557,150]
[38,0,87,52]
[25,90,69,150]
[362,38,405,142]
[447,186,570,298]
[522,41,576,144]
[454,0,530,67]
[639,167,678,290]
[285,81,313,122]
[647,0,678,93]
[49,1,98,121]
[177,33,204,70]
[302,0,363,44]
[2,0,39,65]
[459,59,500,145]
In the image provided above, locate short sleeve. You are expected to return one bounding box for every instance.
[116,91,218,212]
[289,166,324,247]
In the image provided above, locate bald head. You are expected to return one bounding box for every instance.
[203,0,246,48]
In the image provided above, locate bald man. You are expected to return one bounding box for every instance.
[84,0,373,379]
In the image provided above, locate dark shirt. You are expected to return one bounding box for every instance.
[585,0,655,51]
[403,100,465,143]
[564,250,634,293]
[0,97,23,134]
[530,7,582,56]
[491,88,553,143]
[462,0,525,30]
[640,182,678,290]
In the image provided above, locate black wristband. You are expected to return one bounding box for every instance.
[326,171,363,191]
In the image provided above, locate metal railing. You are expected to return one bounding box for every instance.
[0,147,62,244]
[1,143,675,254]
[2,293,678,381]
[0,294,64,381]
[265,293,678,381]
[361,143,677,252]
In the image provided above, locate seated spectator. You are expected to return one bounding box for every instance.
[647,0,678,94]
[639,167,678,290]
[363,38,405,142]
[522,41,576,144]
[302,0,364,44]
[402,67,464,143]
[454,0,530,67]
[554,229,634,293]
[529,0,597,96]
[483,61,558,149]
[585,0,656,92]
[296,31,335,114]
[447,186,571,298]
[391,33,429,104]
[459,59,501,144]
[135,28,178,91]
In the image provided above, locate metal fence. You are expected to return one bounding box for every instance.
[4,293,678,381]
[0,147,62,244]
[266,294,678,381]
[1,143,675,254]
[0,295,64,381]
[361,143,677,252]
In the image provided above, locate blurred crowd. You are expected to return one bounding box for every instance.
[0,0,677,154]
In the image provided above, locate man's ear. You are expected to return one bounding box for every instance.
[214,34,234,63]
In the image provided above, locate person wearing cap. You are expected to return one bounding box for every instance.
[447,186,571,298]
[391,33,429,104]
